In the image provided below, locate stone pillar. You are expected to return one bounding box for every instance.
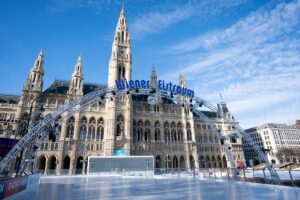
[60,115,67,140]
[73,113,80,140]
[69,155,75,175]
[45,157,49,175]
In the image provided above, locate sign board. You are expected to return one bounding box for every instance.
[115,79,194,98]
[113,149,126,156]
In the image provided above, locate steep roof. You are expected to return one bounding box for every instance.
[43,80,106,95]
[194,110,219,119]
[0,94,20,104]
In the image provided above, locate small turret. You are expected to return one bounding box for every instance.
[179,73,186,88]
[68,55,84,96]
[151,65,157,88]
[23,50,45,92]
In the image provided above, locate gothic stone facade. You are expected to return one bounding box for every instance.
[0,8,245,174]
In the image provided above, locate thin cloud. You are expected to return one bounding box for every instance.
[130,0,249,38]
[161,0,300,127]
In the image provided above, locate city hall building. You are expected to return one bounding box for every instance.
[0,8,245,173]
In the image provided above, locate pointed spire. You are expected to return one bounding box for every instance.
[151,65,157,88]
[39,49,43,57]
[77,54,82,62]
[108,6,132,87]
[74,55,83,76]
[23,50,45,92]
[152,65,156,73]
[179,73,186,87]
[32,50,44,73]
[121,4,125,16]
[68,55,84,96]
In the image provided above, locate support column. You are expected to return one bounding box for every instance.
[73,113,80,140]
[45,156,49,175]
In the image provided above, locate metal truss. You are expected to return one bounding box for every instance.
[0,87,280,184]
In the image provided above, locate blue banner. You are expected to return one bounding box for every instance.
[0,138,18,156]
[113,150,126,156]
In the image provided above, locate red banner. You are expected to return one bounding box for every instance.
[0,175,28,199]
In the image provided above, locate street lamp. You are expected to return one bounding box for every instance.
[165,154,171,173]
[80,144,88,174]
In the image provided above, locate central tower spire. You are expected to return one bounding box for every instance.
[107,6,132,87]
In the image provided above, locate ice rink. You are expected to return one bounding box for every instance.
[13,175,300,200]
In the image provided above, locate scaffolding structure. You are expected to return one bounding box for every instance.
[0,87,280,184]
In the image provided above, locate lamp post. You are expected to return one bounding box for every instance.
[15,96,44,177]
[165,154,171,174]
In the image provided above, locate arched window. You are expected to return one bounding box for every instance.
[116,115,124,137]
[186,123,192,141]
[164,129,170,143]
[118,64,126,80]
[171,129,177,142]
[88,117,96,141]
[96,126,104,141]
[79,125,87,141]
[144,120,151,141]
[88,126,95,141]
[155,129,160,141]
[137,127,143,141]
[133,127,137,142]
[177,122,183,142]
[66,117,75,139]
[97,117,104,141]
[145,128,150,141]
[78,116,87,140]
[164,121,170,142]
[178,129,183,142]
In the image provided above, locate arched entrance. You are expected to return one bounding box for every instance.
[37,155,46,171]
[222,156,227,168]
[48,156,57,173]
[179,156,185,169]
[63,156,70,169]
[173,156,178,169]
[189,155,195,169]
[212,156,217,168]
[206,156,211,168]
[253,159,260,166]
[198,155,205,168]
[76,156,83,172]
[217,156,222,168]
[271,159,276,165]
[155,155,161,168]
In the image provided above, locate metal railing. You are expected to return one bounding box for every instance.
[155,168,300,186]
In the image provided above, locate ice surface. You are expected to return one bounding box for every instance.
[21,175,299,200]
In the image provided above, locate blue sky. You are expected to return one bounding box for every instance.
[0,0,299,128]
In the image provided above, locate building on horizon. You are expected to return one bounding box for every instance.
[0,8,245,174]
[243,123,300,166]
[296,120,300,129]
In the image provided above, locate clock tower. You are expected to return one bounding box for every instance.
[105,6,133,156]
[107,6,132,88]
